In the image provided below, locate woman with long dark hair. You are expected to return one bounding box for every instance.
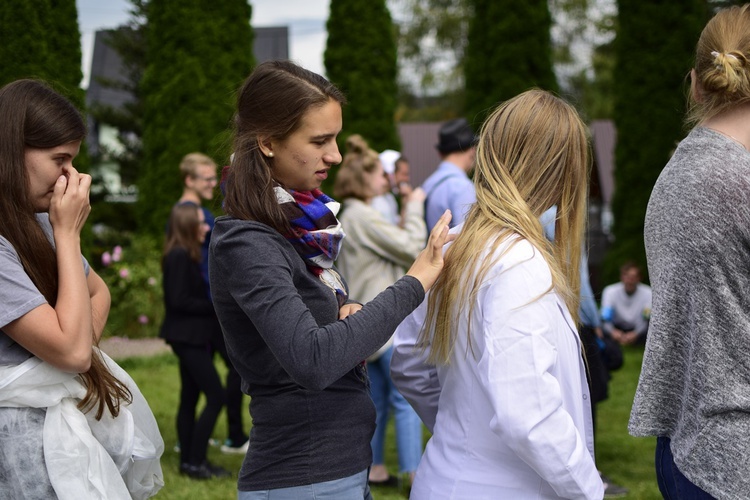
[209,60,451,499]
[0,79,162,498]
[161,203,229,479]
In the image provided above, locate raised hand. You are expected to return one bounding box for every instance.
[49,166,92,238]
[406,210,454,292]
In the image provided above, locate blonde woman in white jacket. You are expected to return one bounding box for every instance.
[335,134,427,488]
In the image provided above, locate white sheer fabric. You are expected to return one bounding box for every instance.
[0,349,164,499]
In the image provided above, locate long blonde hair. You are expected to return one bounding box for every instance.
[420,89,590,365]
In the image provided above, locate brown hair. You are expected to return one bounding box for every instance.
[688,4,750,124]
[164,204,203,262]
[223,60,346,233]
[333,134,381,201]
[0,79,131,419]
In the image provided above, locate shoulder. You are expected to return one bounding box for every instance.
[212,216,286,248]
[342,198,381,221]
[163,247,192,266]
[484,236,550,288]
[210,216,297,270]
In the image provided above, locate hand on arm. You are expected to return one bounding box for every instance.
[338,302,362,320]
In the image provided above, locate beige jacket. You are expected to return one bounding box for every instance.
[337,198,427,359]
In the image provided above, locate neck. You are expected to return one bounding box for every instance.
[444,153,469,172]
[179,190,201,205]
[702,104,750,151]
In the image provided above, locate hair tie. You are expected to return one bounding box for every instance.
[711,50,740,61]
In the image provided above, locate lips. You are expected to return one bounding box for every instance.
[315,169,329,180]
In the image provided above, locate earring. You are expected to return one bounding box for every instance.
[267,152,274,158]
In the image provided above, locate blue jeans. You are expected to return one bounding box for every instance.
[238,469,372,499]
[368,345,423,472]
[656,437,716,499]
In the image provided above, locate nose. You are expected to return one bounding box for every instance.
[324,144,342,166]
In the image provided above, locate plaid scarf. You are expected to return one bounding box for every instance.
[274,186,348,307]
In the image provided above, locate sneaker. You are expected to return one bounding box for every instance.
[601,474,628,498]
[221,438,249,454]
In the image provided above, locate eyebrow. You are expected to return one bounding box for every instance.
[310,133,337,141]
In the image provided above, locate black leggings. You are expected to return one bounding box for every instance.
[171,342,226,466]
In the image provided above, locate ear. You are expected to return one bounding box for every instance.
[257,136,274,158]
[690,69,704,103]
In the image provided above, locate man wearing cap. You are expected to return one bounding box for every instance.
[422,118,477,229]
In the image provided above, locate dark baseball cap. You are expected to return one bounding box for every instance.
[436,118,477,154]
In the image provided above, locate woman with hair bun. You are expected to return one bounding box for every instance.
[391,89,603,499]
[334,134,427,488]
[629,4,750,498]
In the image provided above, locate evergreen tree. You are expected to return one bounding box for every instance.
[47,0,85,108]
[138,0,254,237]
[0,0,50,86]
[0,0,83,106]
[605,0,705,281]
[464,0,558,126]
[324,0,400,153]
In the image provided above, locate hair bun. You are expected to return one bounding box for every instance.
[345,134,369,155]
[703,50,749,94]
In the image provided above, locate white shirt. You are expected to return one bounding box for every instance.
[600,282,652,337]
[391,232,604,499]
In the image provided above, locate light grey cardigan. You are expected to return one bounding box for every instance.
[629,127,750,499]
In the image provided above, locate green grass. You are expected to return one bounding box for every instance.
[120,344,659,499]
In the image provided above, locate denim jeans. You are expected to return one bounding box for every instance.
[368,345,423,472]
[238,469,372,500]
[656,437,716,499]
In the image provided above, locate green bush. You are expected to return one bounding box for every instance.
[95,233,163,338]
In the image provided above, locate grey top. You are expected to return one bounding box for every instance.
[629,127,750,499]
[0,214,89,366]
[209,216,425,491]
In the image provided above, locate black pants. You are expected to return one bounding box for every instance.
[171,342,226,466]
[211,331,246,444]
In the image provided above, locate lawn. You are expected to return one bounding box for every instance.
[120,344,659,499]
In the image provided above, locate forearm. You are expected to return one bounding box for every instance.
[54,236,94,364]
[89,271,111,341]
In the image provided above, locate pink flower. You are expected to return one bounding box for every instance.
[101,252,112,266]
[119,268,130,279]
[147,277,157,286]
[112,246,123,262]
[138,315,149,325]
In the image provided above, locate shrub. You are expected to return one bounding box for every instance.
[95,233,163,338]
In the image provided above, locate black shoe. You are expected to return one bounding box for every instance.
[204,461,232,478]
[180,461,231,480]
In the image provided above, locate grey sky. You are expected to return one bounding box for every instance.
[76,0,330,86]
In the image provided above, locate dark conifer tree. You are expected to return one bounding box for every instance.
[464,0,558,126]
[324,0,400,153]
[606,0,706,281]
[138,0,254,236]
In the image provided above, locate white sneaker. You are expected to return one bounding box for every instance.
[221,439,249,454]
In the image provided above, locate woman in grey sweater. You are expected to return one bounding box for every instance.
[209,60,452,499]
[629,5,750,499]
